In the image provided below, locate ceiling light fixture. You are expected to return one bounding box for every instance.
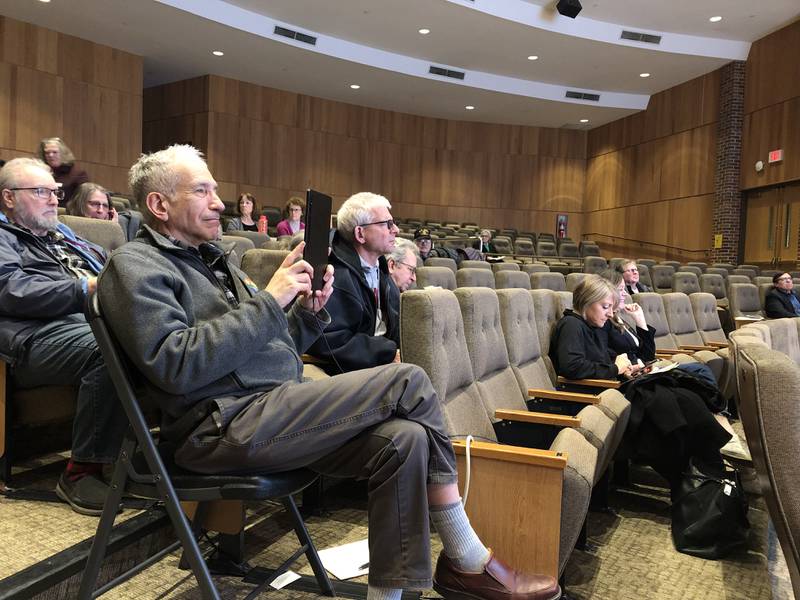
[465,105,475,110]
[38,0,51,3]
[418,28,430,35]
[639,72,650,78]
[212,50,224,56]
[527,55,539,61]
[350,84,360,89]
[709,16,722,22]
[579,119,589,123]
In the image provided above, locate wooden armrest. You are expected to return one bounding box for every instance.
[528,388,599,405]
[734,317,764,329]
[705,341,728,349]
[495,409,580,428]
[451,439,567,469]
[301,353,329,366]
[655,348,686,356]
[679,344,718,352]
[557,376,621,389]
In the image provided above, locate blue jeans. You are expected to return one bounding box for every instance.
[12,317,126,463]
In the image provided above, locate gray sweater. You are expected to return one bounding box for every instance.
[97,226,329,441]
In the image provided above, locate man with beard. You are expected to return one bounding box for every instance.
[0,158,125,515]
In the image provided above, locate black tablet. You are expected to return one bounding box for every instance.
[304,189,332,291]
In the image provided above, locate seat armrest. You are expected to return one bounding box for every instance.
[655,348,687,356]
[528,388,599,404]
[451,439,568,469]
[705,341,728,349]
[495,409,580,428]
[300,353,329,366]
[679,344,718,352]
[556,376,621,389]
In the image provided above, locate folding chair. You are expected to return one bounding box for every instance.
[79,293,335,600]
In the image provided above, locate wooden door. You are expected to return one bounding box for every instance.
[743,188,781,264]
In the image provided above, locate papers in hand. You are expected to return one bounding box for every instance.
[648,361,679,375]
[317,538,370,580]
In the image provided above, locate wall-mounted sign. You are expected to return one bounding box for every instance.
[556,214,568,238]
[768,149,783,164]
[714,234,723,249]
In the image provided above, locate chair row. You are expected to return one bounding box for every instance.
[399,286,631,578]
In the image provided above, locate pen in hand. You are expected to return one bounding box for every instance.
[358,562,369,571]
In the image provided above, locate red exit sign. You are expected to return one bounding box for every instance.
[768,149,783,163]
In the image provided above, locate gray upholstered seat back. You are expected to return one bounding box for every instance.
[399,289,496,440]
[706,267,729,281]
[758,282,772,309]
[495,270,531,290]
[650,265,675,293]
[239,248,289,288]
[679,265,702,278]
[737,264,760,275]
[536,241,558,258]
[566,272,588,292]
[492,238,512,254]
[416,266,457,290]
[530,289,563,380]
[760,319,800,366]
[225,230,269,248]
[496,289,553,391]
[522,263,550,274]
[455,288,529,416]
[729,283,764,319]
[220,235,256,269]
[456,268,495,289]
[733,268,756,280]
[58,215,127,252]
[531,272,566,291]
[637,259,656,270]
[727,274,751,286]
[663,293,705,346]
[754,276,773,287]
[492,262,520,273]
[687,262,707,272]
[514,239,535,255]
[559,242,579,258]
[689,292,727,344]
[637,264,653,289]
[672,271,701,295]
[556,291,573,312]
[583,256,607,274]
[661,260,681,270]
[633,292,677,349]
[712,262,735,272]
[424,257,457,273]
[459,260,491,270]
[700,273,727,300]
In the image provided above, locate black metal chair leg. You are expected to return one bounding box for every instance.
[77,432,136,600]
[282,495,335,596]
[178,501,210,571]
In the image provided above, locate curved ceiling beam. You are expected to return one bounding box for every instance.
[156,0,649,110]
[448,0,750,60]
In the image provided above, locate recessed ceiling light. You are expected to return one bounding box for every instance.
[709,15,722,22]
[418,28,430,35]
[211,50,224,56]
[579,119,589,123]
[465,105,475,110]
[350,84,361,90]
[639,72,650,78]
[527,55,539,61]
[38,0,51,3]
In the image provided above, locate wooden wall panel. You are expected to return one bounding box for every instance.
[0,16,142,194]
[146,74,587,234]
[744,18,800,115]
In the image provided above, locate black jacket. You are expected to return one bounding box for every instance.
[764,287,800,318]
[472,240,496,254]
[549,310,619,380]
[626,282,651,295]
[606,318,657,365]
[307,232,399,372]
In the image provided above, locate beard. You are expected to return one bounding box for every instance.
[14,201,59,233]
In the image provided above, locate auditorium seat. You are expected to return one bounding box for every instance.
[632,293,697,363]
[637,264,653,289]
[566,272,588,292]
[727,274,751,287]
[753,276,773,287]
[686,262,708,273]
[492,237,513,255]
[660,260,681,271]
[58,215,126,252]
[557,242,581,266]
[662,293,725,381]
[521,263,549,275]
[556,290,574,312]
[733,268,757,280]
[711,262,736,273]
[729,283,766,326]
[225,230,269,248]
[416,266,457,290]
[761,269,780,279]
[690,292,734,398]
[514,238,535,257]
[530,289,564,381]
[538,233,556,244]
[706,267,729,281]
[583,256,608,274]
[578,241,601,257]
[239,248,289,288]
[758,282,773,310]
[608,258,626,271]
[457,268,495,289]
[400,288,595,578]
[424,256,457,273]
[531,272,567,291]
[737,264,761,274]
[650,265,675,293]
[672,271,701,295]
[220,235,256,269]
[260,206,282,228]
[636,258,657,272]
[679,265,703,279]
[495,270,531,290]
[459,260,491,270]
[492,262,520,273]
[700,273,730,308]
[536,241,559,263]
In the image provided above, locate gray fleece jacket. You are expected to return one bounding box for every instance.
[97,225,329,442]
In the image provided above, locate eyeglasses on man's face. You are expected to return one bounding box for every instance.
[397,260,417,275]
[87,200,110,211]
[10,187,64,201]
[777,276,792,282]
[360,218,395,230]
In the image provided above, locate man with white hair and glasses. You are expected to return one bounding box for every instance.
[386,237,419,292]
[307,192,403,372]
[0,158,125,515]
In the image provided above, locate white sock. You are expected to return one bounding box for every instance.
[367,585,402,600]
[429,500,490,573]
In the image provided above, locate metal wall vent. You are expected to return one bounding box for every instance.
[429,66,465,80]
[274,25,317,45]
[565,90,600,102]
[620,30,662,44]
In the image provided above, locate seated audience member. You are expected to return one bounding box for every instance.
[549,274,731,488]
[307,192,401,371]
[472,229,496,254]
[0,158,125,514]
[414,227,434,260]
[386,237,419,292]
[97,145,559,600]
[620,259,650,294]
[38,137,89,206]
[764,272,800,318]
[276,196,306,237]
[67,182,135,237]
[226,192,258,231]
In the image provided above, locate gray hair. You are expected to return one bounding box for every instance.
[67,182,109,217]
[38,137,76,165]
[480,229,491,238]
[336,192,391,243]
[0,157,51,194]
[385,237,419,264]
[572,274,616,320]
[128,145,207,227]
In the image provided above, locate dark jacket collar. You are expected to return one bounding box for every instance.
[329,230,389,280]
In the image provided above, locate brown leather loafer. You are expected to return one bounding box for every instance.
[433,550,561,600]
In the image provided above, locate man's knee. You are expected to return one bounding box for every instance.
[381,419,430,468]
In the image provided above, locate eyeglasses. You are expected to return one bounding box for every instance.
[289,207,303,212]
[777,276,792,282]
[397,260,417,275]
[9,187,64,201]
[360,219,395,230]
[86,201,110,210]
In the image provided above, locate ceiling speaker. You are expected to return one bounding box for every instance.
[556,0,582,18]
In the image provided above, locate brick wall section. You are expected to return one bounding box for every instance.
[711,61,746,264]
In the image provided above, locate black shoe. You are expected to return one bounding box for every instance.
[55,472,113,516]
